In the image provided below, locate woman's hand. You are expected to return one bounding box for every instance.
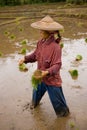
[19,58,25,65]
[33,70,49,80]
[41,70,49,78]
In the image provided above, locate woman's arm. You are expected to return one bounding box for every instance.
[19,41,39,65]
[24,50,37,64]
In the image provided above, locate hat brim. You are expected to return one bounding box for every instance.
[31,21,64,31]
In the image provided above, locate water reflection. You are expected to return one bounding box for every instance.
[0,38,87,130]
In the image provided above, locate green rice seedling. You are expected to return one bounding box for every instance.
[19,63,28,72]
[19,27,23,32]
[76,128,79,130]
[69,69,78,80]
[16,21,20,25]
[18,48,26,54]
[19,28,23,31]
[85,38,87,43]
[31,70,42,90]
[4,31,10,36]
[10,34,16,40]
[64,3,72,8]
[70,122,75,128]
[60,43,64,48]
[75,55,82,61]
[15,18,20,25]
[77,22,84,27]
[31,76,41,90]
[21,40,27,45]
[60,30,64,33]
[0,52,2,57]
[54,33,58,39]
[78,13,82,18]
[58,17,63,21]
[57,6,62,9]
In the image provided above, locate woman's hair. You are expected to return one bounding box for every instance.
[55,31,61,44]
[43,30,61,44]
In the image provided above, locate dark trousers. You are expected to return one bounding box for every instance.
[32,82,69,116]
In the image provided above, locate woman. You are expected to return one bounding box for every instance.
[19,15,69,117]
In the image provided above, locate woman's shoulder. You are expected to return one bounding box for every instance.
[51,41,61,50]
[37,39,44,46]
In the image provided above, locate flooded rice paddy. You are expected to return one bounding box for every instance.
[0,3,87,130]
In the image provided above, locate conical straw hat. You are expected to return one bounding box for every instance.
[31,15,64,31]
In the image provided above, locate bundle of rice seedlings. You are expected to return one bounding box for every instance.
[70,122,75,128]
[75,55,82,61]
[85,38,87,43]
[0,52,2,57]
[19,27,23,32]
[10,34,16,40]
[31,70,42,90]
[60,43,64,48]
[18,48,26,54]
[21,39,27,45]
[4,31,10,36]
[69,69,78,80]
[77,22,84,27]
[19,63,28,72]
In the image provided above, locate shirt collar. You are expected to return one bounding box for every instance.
[42,34,55,45]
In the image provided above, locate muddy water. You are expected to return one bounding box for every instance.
[0,4,87,130]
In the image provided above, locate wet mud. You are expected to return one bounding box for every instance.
[0,3,87,130]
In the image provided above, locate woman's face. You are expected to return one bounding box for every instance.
[40,30,50,39]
